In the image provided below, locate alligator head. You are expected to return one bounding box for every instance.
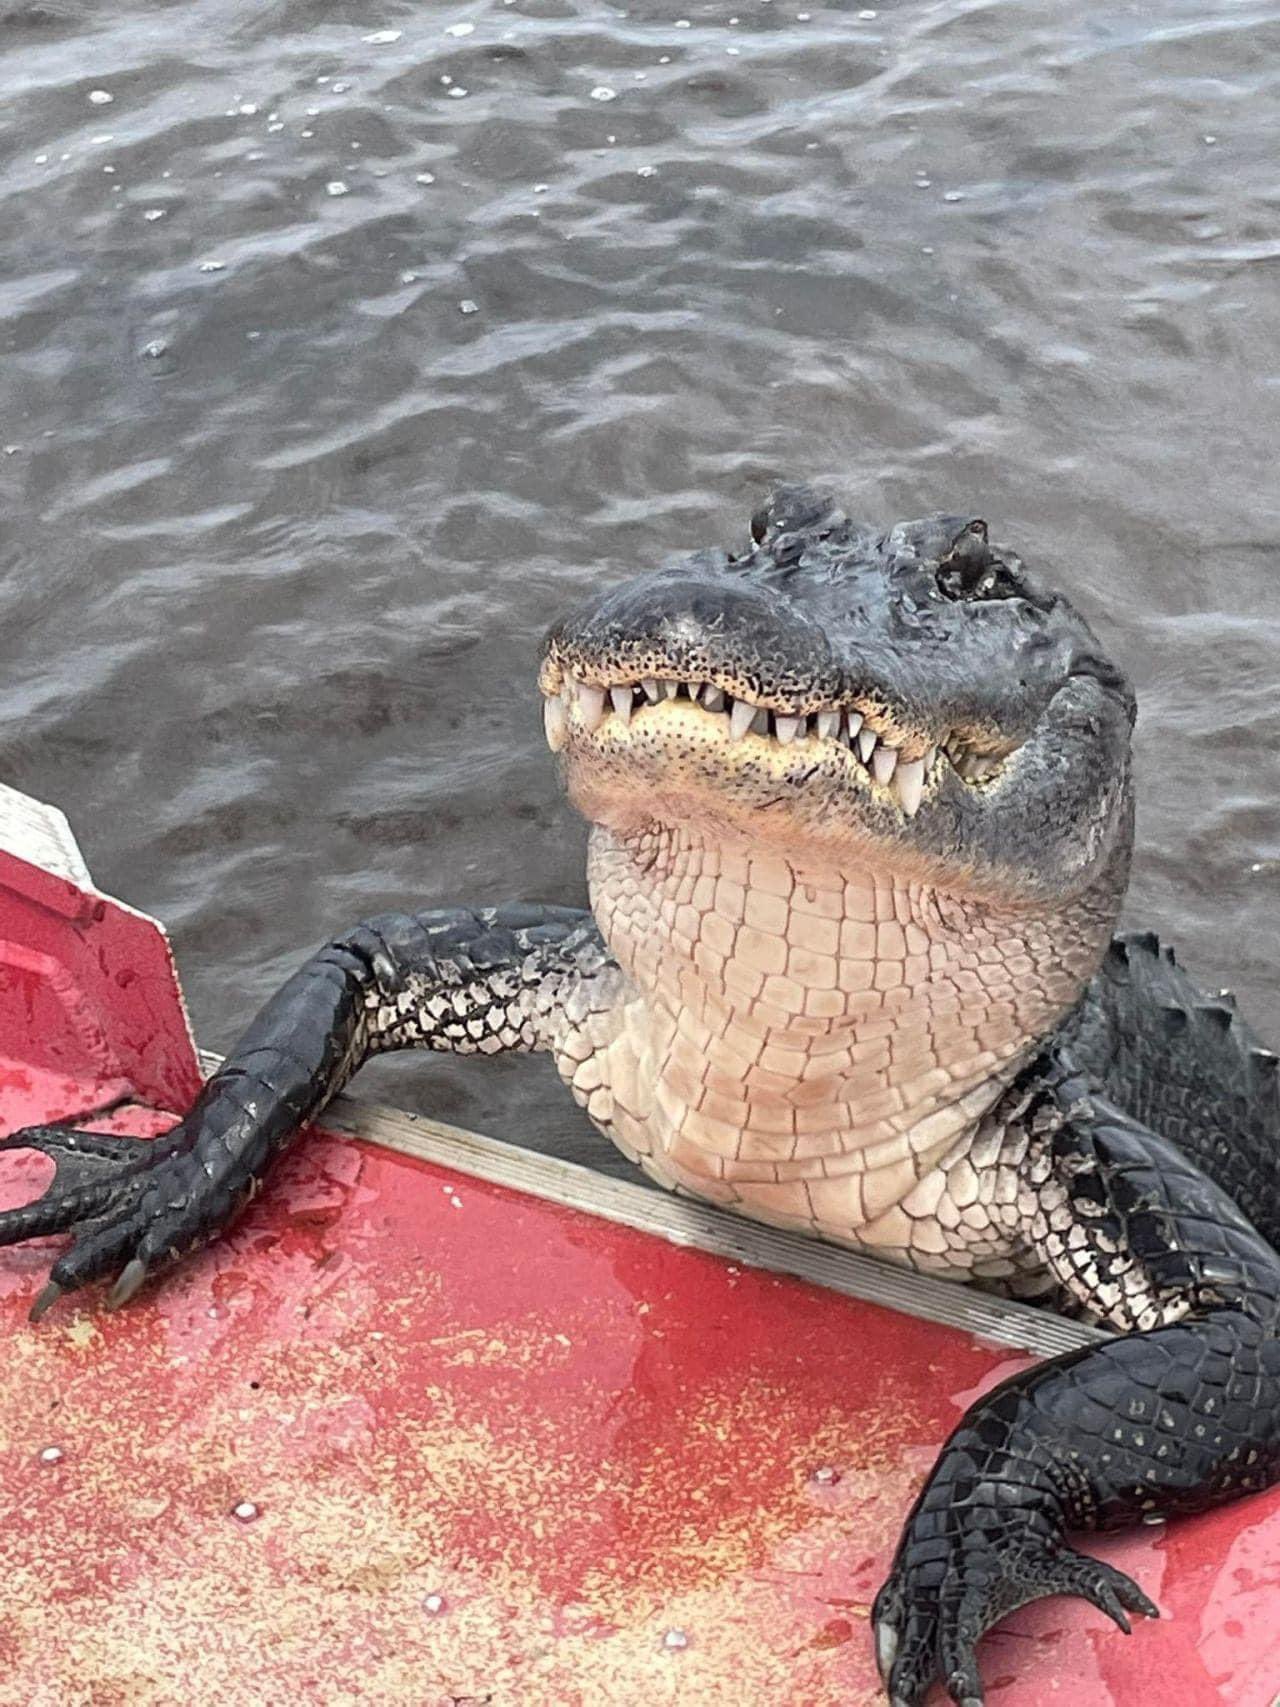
[541,484,1135,911]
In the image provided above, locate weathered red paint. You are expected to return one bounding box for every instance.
[0,803,1276,1705]
[0,839,201,1128]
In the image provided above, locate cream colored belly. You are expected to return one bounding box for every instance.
[550,998,1017,1271]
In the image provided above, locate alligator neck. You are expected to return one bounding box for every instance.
[585,822,1119,1229]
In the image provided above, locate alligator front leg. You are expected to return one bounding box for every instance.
[0,905,612,1317]
[874,1059,1280,1706]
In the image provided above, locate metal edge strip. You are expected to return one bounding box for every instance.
[200,1052,1105,1358]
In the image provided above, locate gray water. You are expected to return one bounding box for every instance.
[1,0,1276,1169]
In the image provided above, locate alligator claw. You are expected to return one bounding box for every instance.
[28,1280,63,1324]
[106,1257,149,1310]
[872,1528,1159,1705]
[0,1120,193,1317]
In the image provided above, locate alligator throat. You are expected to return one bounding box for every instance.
[567,821,1118,1260]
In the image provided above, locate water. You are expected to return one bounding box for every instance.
[1,0,1276,1171]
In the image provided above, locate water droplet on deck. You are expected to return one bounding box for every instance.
[423,1592,447,1614]
[662,1627,689,1651]
[39,1445,64,1465]
[326,181,349,196]
[88,90,114,105]
[232,1500,260,1522]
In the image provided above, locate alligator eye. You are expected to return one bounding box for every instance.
[935,521,1024,604]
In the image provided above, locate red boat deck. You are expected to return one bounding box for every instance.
[0,786,1276,1706]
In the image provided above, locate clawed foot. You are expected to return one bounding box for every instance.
[0,1120,201,1317]
[871,1520,1158,1705]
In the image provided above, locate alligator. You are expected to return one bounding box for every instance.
[2,484,1277,1705]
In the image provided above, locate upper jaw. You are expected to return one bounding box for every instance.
[539,664,1015,821]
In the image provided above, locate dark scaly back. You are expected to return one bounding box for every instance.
[1055,931,1280,1250]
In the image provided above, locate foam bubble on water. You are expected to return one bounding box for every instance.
[88,89,113,105]
[327,180,350,196]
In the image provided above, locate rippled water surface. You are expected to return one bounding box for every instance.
[1,0,1276,1165]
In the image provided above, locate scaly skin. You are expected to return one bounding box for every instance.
[2,486,1277,1704]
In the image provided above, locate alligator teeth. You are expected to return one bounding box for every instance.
[895,756,925,817]
[729,698,756,741]
[577,682,607,732]
[543,692,568,751]
[610,685,633,724]
[872,744,899,786]
[558,673,946,812]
